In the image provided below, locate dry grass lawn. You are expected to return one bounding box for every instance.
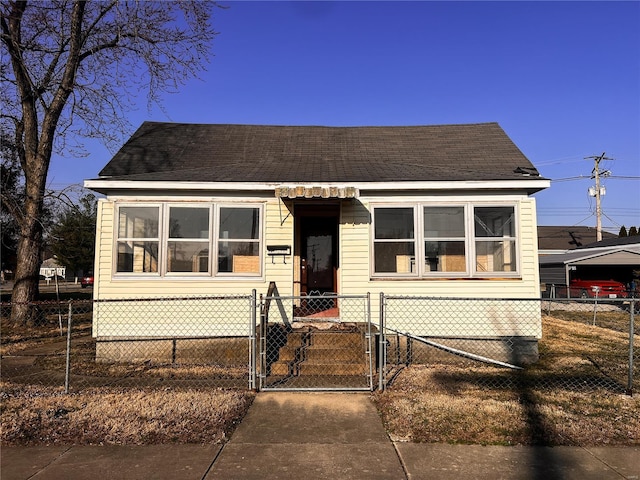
[1,383,255,446]
[2,311,638,447]
[372,315,640,446]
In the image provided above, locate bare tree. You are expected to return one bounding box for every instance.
[1,1,217,324]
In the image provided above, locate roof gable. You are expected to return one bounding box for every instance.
[95,122,545,185]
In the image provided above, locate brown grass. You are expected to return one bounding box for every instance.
[2,311,638,447]
[545,308,639,335]
[0,383,255,446]
[372,315,640,446]
[0,313,92,356]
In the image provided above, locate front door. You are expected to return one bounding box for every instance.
[300,216,337,295]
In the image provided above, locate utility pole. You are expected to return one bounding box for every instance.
[585,152,613,241]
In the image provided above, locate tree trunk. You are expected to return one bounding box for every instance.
[11,230,43,326]
[10,166,46,326]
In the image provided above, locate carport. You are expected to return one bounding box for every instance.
[539,246,640,297]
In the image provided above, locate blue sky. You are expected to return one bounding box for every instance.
[52,1,640,231]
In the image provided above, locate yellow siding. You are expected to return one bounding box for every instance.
[339,196,542,338]
[93,194,542,339]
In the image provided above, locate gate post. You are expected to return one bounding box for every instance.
[378,292,385,391]
[250,289,257,390]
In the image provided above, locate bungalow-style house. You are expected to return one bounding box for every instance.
[85,122,549,364]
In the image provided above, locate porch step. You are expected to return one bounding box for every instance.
[269,330,368,377]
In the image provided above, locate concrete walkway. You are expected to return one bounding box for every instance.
[2,392,639,480]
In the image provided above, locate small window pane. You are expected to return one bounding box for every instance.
[169,207,209,239]
[116,241,158,273]
[474,207,515,237]
[118,207,159,238]
[218,242,260,274]
[424,207,464,238]
[220,208,260,240]
[425,241,466,272]
[167,242,209,273]
[374,208,414,239]
[374,242,415,273]
[476,240,516,272]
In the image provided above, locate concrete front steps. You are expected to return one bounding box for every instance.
[269,326,368,377]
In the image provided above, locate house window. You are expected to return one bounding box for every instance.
[373,207,416,274]
[167,206,210,273]
[474,206,516,273]
[114,203,262,278]
[372,203,518,278]
[423,206,466,273]
[116,206,160,273]
[218,207,260,275]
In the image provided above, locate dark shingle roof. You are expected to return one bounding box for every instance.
[537,226,617,251]
[96,122,543,184]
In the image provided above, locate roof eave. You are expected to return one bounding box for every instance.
[84,178,550,195]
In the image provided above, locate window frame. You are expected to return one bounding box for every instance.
[113,202,264,280]
[215,204,263,277]
[371,205,418,277]
[164,203,213,277]
[114,203,162,276]
[370,202,520,279]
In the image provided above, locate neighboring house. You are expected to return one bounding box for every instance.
[537,226,616,256]
[39,257,66,281]
[539,235,640,291]
[85,122,550,360]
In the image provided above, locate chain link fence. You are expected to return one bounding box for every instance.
[2,293,636,395]
[380,295,637,394]
[2,295,254,392]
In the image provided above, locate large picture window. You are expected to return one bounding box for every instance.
[114,203,262,278]
[372,203,518,278]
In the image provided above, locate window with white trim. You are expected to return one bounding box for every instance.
[372,203,518,278]
[114,203,262,278]
[473,206,516,273]
[373,207,416,274]
[167,206,210,274]
[218,207,261,275]
[116,206,160,273]
[423,206,466,273]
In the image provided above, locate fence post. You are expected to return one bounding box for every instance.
[629,296,635,395]
[64,302,72,394]
[378,292,385,391]
[250,289,257,391]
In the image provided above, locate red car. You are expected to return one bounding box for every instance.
[80,275,94,288]
[569,279,627,299]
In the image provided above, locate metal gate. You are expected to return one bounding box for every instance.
[257,292,374,391]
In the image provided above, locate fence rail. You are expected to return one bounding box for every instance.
[1,294,636,395]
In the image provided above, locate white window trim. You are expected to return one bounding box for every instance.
[370,202,520,279]
[164,203,213,277]
[214,203,264,278]
[112,202,264,280]
[114,203,162,277]
[371,204,419,278]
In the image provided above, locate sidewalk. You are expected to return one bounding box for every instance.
[2,392,639,480]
